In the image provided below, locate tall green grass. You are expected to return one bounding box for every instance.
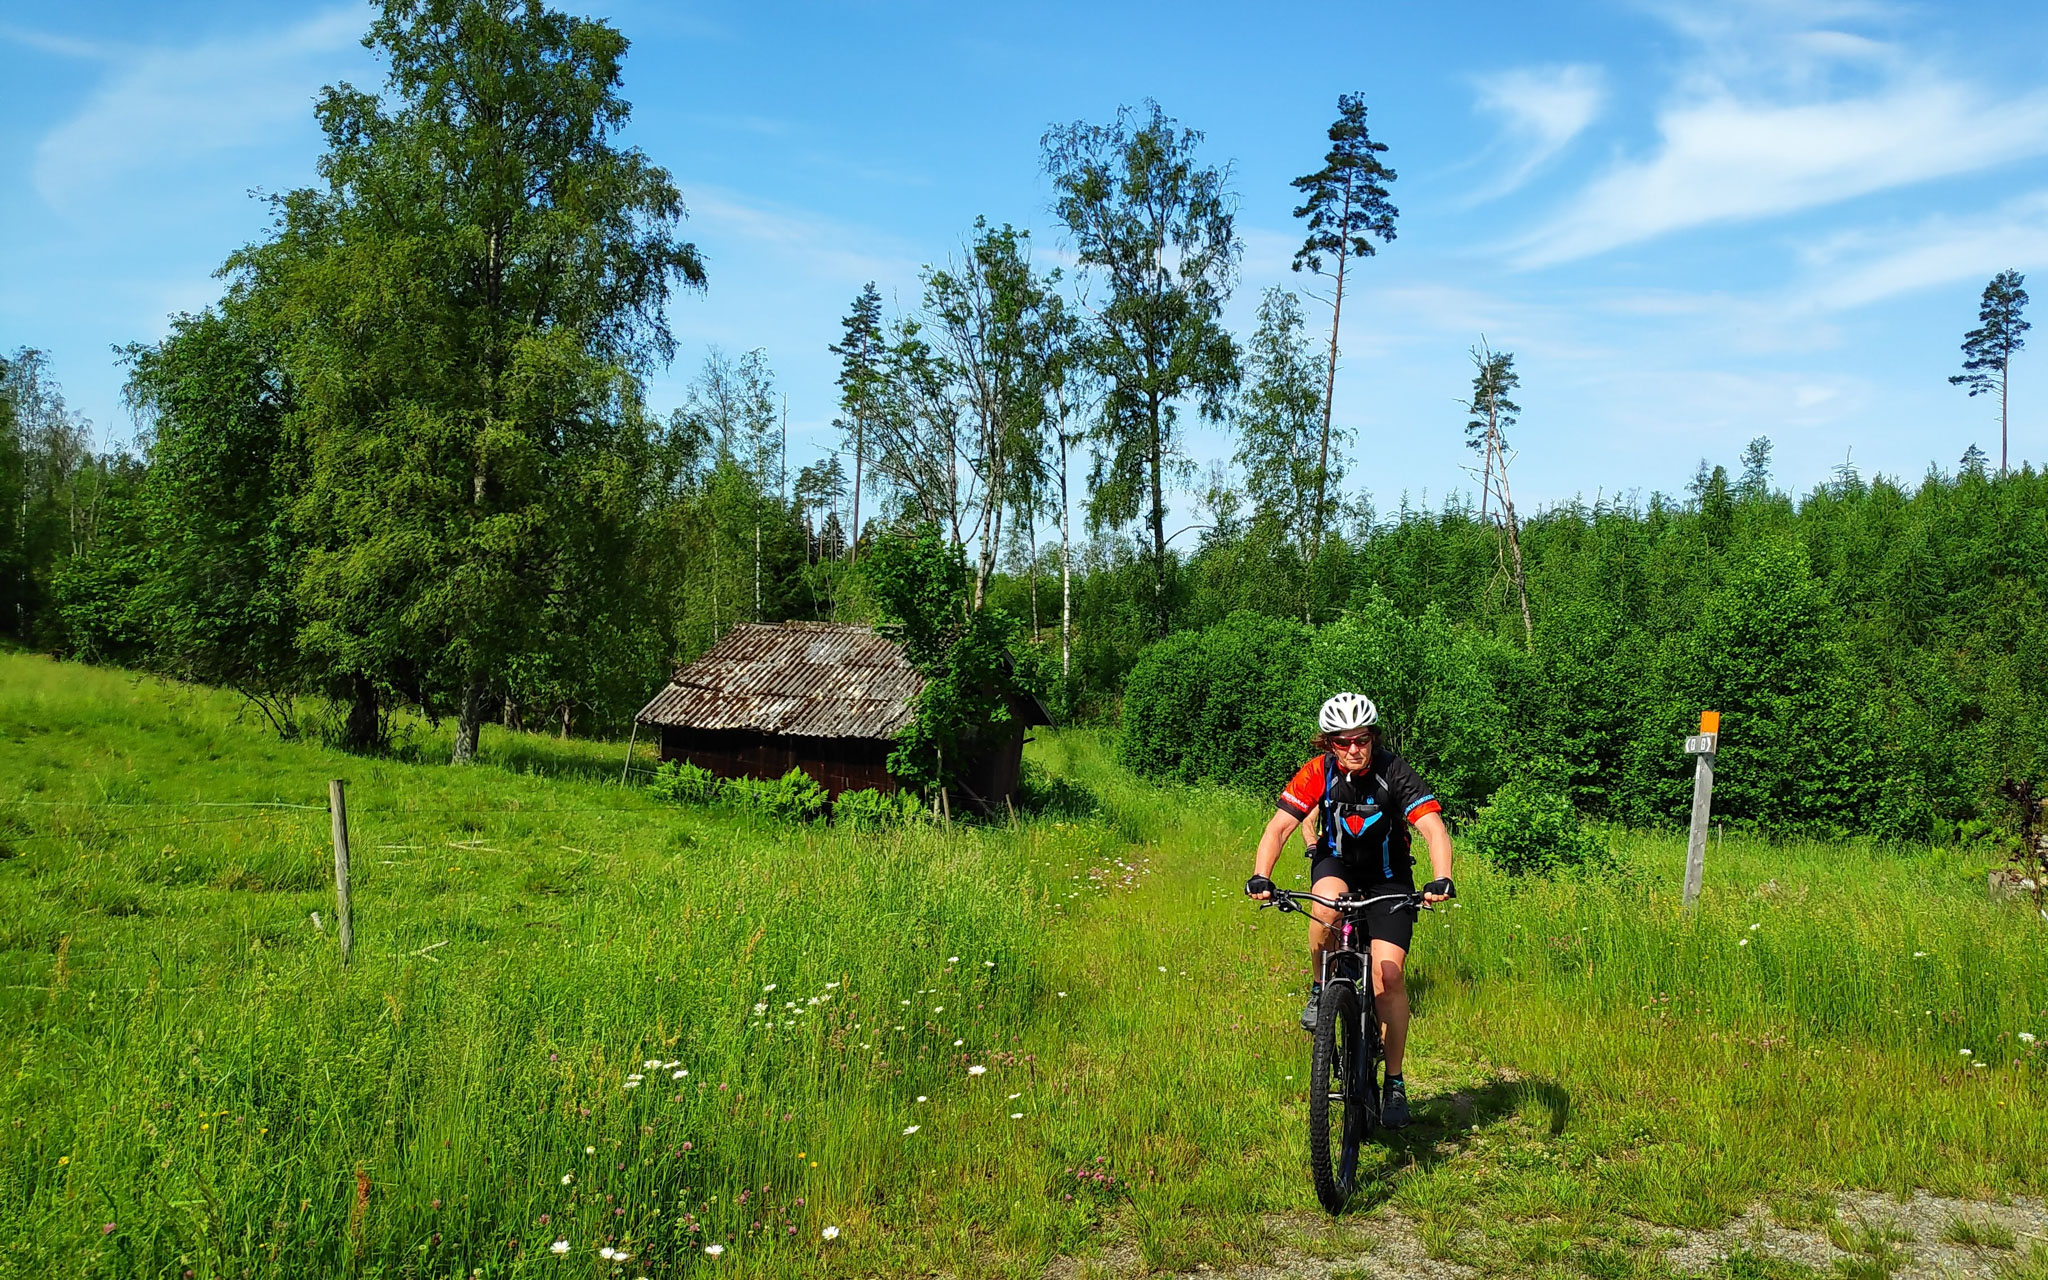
[2,653,2043,1280]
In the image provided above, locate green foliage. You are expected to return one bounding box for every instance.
[723,767,828,823]
[1644,541,1878,838]
[1467,777,1618,879]
[646,758,720,805]
[1308,591,1525,815]
[220,0,705,758]
[1233,287,1334,561]
[866,523,1030,800]
[832,786,926,828]
[1118,611,1314,792]
[1043,99,1241,634]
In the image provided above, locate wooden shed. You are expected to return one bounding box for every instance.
[634,621,1050,809]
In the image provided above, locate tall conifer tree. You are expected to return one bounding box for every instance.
[1291,93,1398,558]
[1949,270,2029,475]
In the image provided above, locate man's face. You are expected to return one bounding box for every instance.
[1331,733,1371,767]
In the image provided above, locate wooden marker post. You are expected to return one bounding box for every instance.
[329,779,354,965]
[620,720,640,786]
[1682,712,1720,909]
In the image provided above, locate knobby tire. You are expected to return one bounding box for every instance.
[1308,979,1366,1214]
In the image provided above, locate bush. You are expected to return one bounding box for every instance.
[723,768,828,823]
[1117,610,1314,791]
[1468,778,1620,880]
[646,759,719,805]
[832,786,926,828]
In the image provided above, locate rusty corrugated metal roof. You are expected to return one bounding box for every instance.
[634,622,925,739]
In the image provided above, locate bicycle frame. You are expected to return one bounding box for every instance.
[1266,888,1428,992]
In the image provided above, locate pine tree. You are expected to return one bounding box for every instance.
[830,283,886,562]
[1290,93,1397,560]
[1461,344,1530,645]
[1949,270,2029,474]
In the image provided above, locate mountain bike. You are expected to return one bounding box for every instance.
[1258,887,1430,1214]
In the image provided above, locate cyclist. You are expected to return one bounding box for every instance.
[1244,692,1455,1128]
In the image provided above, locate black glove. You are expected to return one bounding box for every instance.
[1423,877,1456,899]
[1245,874,1276,899]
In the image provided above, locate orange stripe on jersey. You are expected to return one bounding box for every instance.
[1277,756,1326,818]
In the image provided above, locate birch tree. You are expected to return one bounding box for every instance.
[1043,100,1240,638]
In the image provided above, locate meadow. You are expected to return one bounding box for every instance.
[2,651,2044,1280]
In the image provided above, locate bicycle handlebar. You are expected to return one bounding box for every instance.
[1256,887,1432,916]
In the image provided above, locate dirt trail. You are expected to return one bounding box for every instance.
[1043,1190,2048,1280]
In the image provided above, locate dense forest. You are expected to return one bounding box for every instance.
[2,0,2041,844]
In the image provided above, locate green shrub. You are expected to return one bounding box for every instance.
[1117,610,1314,791]
[1469,778,1620,879]
[723,768,828,823]
[646,758,720,805]
[832,786,926,828]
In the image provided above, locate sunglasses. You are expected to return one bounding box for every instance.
[1330,735,1372,750]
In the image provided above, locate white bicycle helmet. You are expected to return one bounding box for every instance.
[1318,692,1378,734]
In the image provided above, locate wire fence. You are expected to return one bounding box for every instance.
[3,780,678,842]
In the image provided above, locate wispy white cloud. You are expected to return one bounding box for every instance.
[682,186,923,290]
[0,23,119,60]
[1516,77,2048,267]
[32,9,362,211]
[1801,190,2048,310]
[1463,64,1605,203]
[1512,1,2048,268]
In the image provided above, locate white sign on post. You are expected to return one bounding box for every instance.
[1682,714,1719,908]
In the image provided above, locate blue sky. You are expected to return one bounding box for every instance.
[4,0,2047,518]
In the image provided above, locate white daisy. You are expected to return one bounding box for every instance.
[822,1225,841,1240]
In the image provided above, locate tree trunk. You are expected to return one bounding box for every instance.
[342,674,382,754]
[1314,188,1350,561]
[1478,425,1494,523]
[1498,477,1533,649]
[1059,429,1073,684]
[451,679,487,765]
[1028,518,1039,641]
[850,418,863,564]
[2001,353,2010,475]
[1149,393,1167,638]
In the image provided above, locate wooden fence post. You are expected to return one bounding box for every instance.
[1682,712,1719,909]
[329,779,354,965]
[620,720,641,786]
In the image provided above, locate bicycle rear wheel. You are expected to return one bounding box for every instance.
[1307,979,1362,1213]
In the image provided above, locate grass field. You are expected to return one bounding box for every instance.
[3,651,2045,1280]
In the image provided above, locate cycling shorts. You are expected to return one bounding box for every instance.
[1309,856,1416,952]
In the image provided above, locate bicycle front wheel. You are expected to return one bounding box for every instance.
[1308,979,1363,1214]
